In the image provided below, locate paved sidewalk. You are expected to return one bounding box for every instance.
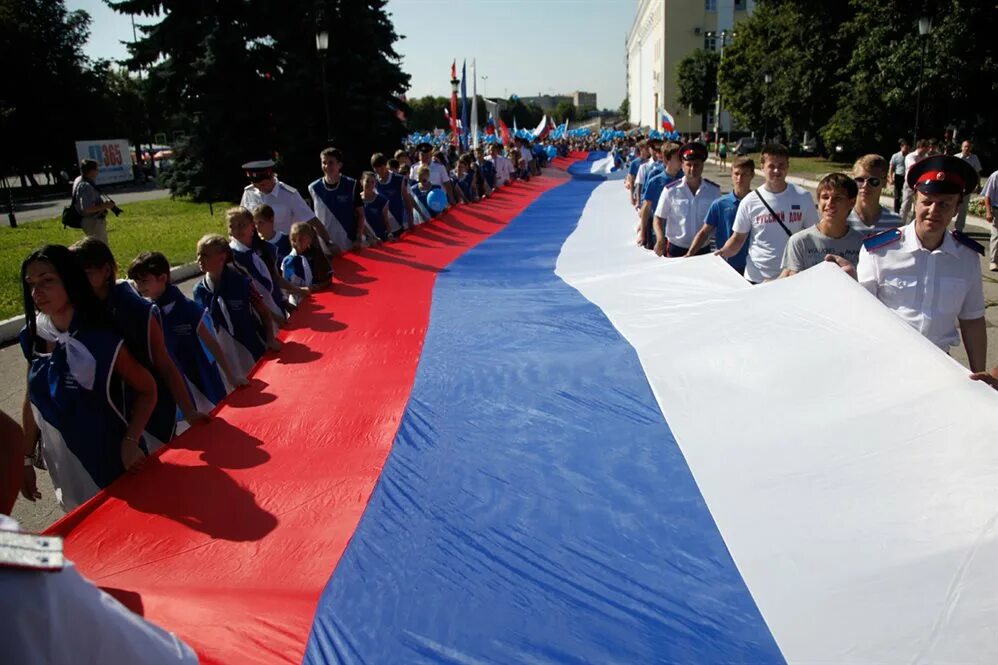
[3,185,172,224]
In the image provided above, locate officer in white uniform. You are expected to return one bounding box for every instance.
[239,160,332,254]
[0,515,198,664]
[652,142,722,258]
[856,155,986,370]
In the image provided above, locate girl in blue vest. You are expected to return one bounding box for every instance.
[372,153,413,233]
[193,234,280,381]
[453,158,477,204]
[19,245,157,511]
[360,172,394,243]
[409,166,444,224]
[70,238,210,452]
[226,207,298,322]
[128,252,248,414]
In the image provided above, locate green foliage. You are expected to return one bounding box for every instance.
[109,0,410,200]
[499,99,544,130]
[822,0,998,163]
[0,1,101,175]
[720,0,854,144]
[720,0,997,166]
[552,101,577,124]
[619,97,630,117]
[0,198,228,319]
[676,48,719,129]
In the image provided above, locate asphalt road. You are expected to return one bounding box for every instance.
[7,161,998,531]
[5,184,171,223]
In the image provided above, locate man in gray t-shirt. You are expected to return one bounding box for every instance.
[72,159,115,245]
[781,173,864,276]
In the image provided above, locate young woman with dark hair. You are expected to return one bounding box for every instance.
[19,245,157,510]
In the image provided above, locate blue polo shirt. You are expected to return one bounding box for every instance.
[642,169,681,208]
[705,192,750,273]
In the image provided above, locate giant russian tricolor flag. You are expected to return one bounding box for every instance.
[48,157,997,664]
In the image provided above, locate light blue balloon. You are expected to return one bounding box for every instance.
[427,189,447,212]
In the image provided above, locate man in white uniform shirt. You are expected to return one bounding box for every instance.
[716,143,818,283]
[239,159,332,253]
[845,155,986,370]
[409,142,454,205]
[652,142,721,257]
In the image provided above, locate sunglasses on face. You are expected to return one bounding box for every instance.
[854,176,881,187]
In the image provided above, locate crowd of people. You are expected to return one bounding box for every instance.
[8,136,564,519]
[10,128,998,518]
[620,135,998,387]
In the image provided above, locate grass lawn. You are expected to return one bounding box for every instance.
[733,153,856,179]
[0,198,229,320]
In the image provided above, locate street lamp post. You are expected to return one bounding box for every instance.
[912,15,932,143]
[713,29,731,148]
[763,72,773,143]
[315,30,333,145]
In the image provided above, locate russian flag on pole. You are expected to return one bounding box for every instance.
[660,107,676,132]
[47,156,998,665]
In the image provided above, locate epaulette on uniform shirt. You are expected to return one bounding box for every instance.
[665,179,683,189]
[951,229,985,255]
[278,181,300,195]
[703,178,720,187]
[863,227,902,251]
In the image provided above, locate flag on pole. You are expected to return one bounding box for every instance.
[499,117,511,146]
[484,97,500,137]
[531,114,548,140]
[471,60,479,150]
[660,108,676,133]
[460,60,469,151]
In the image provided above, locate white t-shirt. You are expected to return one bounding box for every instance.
[409,161,450,188]
[732,183,818,282]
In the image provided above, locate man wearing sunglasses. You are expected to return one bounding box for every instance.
[847,154,902,237]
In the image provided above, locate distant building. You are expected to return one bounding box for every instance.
[626,0,754,133]
[519,91,598,112]
[572,91,597,109]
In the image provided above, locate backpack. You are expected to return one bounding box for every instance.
[61,182,83,229]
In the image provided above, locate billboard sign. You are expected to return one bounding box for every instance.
[75,139,133,185]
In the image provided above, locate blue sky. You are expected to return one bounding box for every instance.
[69,0,631,110]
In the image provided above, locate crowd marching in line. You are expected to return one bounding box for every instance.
[7,135,563,517]
[6,127,998,519]
[621,135,998,389]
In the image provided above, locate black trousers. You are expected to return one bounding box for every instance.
[665,242,711,258]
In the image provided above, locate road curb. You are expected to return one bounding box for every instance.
[0,261,202,345]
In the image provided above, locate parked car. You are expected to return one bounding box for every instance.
[734,136,759,155]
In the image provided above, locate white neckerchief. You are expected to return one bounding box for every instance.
[229,238,273,290]
[288,249,313,286]
[35,313,96,390]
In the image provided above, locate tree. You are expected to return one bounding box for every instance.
[676,49,719,131]
[552,101,576,124]
[0,1,97,182]
[719,0,854,145]
[109,0,410,201]
[822,0,998,163]
[619,98,630,118]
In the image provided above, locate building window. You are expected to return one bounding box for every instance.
[706,108,716,129]
[704,33,716,50]
[705,0,717,11]
[734,0,746,9]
